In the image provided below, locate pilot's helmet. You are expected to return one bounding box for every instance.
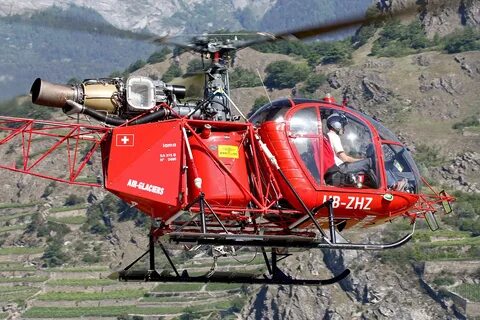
[326,113,348,134]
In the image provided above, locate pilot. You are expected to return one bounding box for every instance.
[325,113,374,185]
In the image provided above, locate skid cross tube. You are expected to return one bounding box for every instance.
[116,235,351,285]
[167,226,414,250]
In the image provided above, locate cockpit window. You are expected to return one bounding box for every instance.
[288,107,321,184]
[382,143,420,193]
[321,108,379,189]
[289,107,318,136]
[249,99,292,125]
[349,109,421,192]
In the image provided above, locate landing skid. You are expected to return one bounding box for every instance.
[114,235,350,286]
[112,198,415,286]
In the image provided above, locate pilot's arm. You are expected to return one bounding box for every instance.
[330,133,360,163]
[337,151,360,163]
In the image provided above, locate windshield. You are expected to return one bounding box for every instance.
[359,112,421,193]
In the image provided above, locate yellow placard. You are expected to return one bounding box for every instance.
[218,145,239,159]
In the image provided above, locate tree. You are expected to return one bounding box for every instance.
[186,59,204,73]
[126,59,147,74]
[321,40,353,64]
[229,67,261,88]
[444,27,480,53]
[247,96,270,118]
[147,47,171,64]
[162,64,183,82]
[300,73,327,95]
[64,194,84,206]
[264,61,309,89]
[42,239,68,267]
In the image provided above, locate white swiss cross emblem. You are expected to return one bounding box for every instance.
[116,134,134,147]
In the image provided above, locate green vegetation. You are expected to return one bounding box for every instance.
[41,181,57,198]
[0,212,31,222]
[42,239,69,267]
[0,202,38,209]
[126,59,147,74]
[82,252,101,264]
[299,73,327,96]
[432,274,455,287]
[452,115,480,130]
[48,265,109,272]
[255,38,353,67]
[371,20,431,57]
[0,276,48,283]
[0,263,36,272]
[0,286,40,304]
[0,225,24,233]
[37,221,70,238]
[24,299,240,318]
[453,283,480,302]
[24,306,138,318]
[46,278,117,286]
[229,67,262,88]
[247,96,270,118]
[0,247,43,255]
[83,194,145,236]
[153,283,204,292]
[443,191,480,237]
[413,144,445,167]
[147,47,172,64]
[47,215,86,225]
[351,7,380,48]
[205,283,243,291]
[36,289,146,301]
[64,194,84,206]
[49,204,87,213]
[186,59,204,73]
[264,61,309,89]
[162,63,183,82]
[443,27,480,54]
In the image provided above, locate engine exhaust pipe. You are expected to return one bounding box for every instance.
[30,78,83,109]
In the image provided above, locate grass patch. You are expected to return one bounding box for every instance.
[0,263,36,272]
[0,211,31,222]
[46,215,87,224]
[0,247,43,255]
[0,312,8,320]
[205,283,243,291]
[0,288,40,303]
[48,266,109,272]
[141,295,212,303]
[36,289,146,301]
[181,255,264,268]
[0,203,38,209]
[453,284,480,302]
[24,300,238,318]
[416,236,480,247]
[49,204,87,213]
[0,285,36,293]
[75,176,99,184]
[46,278,118,286]
[152,283,204,292]
[0,276,48,283]
[0,225,24,233]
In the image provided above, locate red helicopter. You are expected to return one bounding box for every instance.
[0,8,454,285]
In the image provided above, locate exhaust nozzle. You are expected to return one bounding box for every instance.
[30,78,83,109]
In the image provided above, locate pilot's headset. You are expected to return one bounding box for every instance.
[326,113,348,135]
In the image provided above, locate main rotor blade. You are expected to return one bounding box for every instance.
[235,4,422,49]
[2,10,162,43]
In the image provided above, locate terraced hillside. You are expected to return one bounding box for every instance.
[0,204,261,319]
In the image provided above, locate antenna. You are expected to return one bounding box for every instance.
[256,69,272,105]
